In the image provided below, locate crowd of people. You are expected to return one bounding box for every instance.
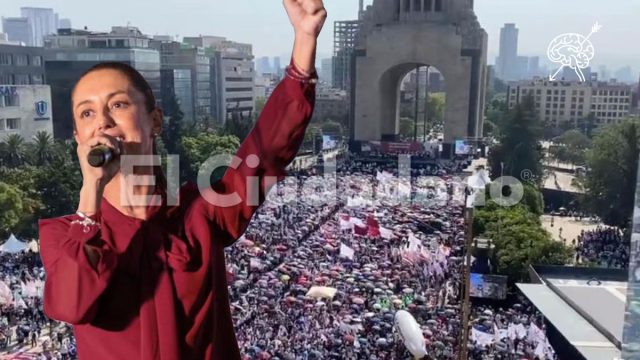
[575,227,629,268]
[226,156,557,359]
[0,251,77,359]
[0,152,559,359]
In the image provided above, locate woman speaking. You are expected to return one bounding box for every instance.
[38,1,326,359]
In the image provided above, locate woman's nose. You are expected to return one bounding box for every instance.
[97,110,116,131]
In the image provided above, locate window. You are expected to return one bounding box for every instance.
[546,96,551,102]
[434,0,443,11]
[15,54,28,66]
[31,55,42,66]
[6,118,20,130]
[413,0,422,11]
[0,119,4,130]
[0,53,12,65]
[14,74,29,85]
[554,90,559,95]
[425,0,433,11]
[0,92,19,107]
[404,0,410,11]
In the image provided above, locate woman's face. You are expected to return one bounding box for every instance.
[72,68,161,155]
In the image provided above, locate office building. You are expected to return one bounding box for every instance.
[320,58,333,85]
[150,39,210,122]
[256,56,271,75]
[507,78,632,128]
[58,18,72,29]
[1,17,31,46]
[313,88,348,124]
[0,84,53,141]
[20,7,59,47]
[0,44,46,85]
[332,20,360,90]
[185,36,255,124]
[496,23,518,81]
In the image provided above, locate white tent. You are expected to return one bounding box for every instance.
[0,234,28,253]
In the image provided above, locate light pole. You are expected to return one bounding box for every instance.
[459,166,491,360]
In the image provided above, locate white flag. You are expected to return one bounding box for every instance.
[340,244,355,260]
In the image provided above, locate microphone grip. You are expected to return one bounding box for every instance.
[87,145,115,168]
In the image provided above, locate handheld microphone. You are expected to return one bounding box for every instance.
[88,145,116,168]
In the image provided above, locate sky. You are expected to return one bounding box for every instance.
[4,0,640,76]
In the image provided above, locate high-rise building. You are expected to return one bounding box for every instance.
[149,39,211,122]
[496,23,518,81]
[528,56,540,78]
[256,56,271,75]
[0,43,51,140]
[185,36,255,124]
[273,56,282,76]
[332,20,360,90]
[1,17,32,46]
[58,18,72,29]
[43,26,161,139]
[0,44,46,85]
[20,7,59,47]
[614,66,634,84]
[320,58,333,85]
[507,78,632,128]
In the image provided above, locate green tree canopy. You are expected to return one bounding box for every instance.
[474,202,572,281]
[0,182,24,239]
[549,129,592,165]
[180,133,241,182]
[578,120,640,228]
[488,95,544,184]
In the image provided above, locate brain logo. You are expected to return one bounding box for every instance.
[547,22,602,82]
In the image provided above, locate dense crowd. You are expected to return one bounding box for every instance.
[576,227,629,268]
[0,153,558,359]
[0,252,76,359]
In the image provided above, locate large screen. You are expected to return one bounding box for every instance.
[455,140,474,155]
[470,273,508,300]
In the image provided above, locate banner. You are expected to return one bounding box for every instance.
[340,244,355,260]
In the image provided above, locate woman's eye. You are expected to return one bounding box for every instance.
[112,101,128,109]
[81,110,93,118]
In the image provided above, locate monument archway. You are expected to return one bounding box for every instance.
[352,0,487,156]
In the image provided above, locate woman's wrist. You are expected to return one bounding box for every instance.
[78,180,104,216]
[292,33,318,75]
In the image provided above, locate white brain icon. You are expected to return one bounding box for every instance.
[547,33,595,69]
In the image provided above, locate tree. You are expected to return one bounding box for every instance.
[399,117,414,139]
[180,133,241,182]
[474,202,572,281]
[27,131,57,166]
[161,94,185,156]
[549,130,591,166]
[488,95,544,184]
[320,120,343,137]
[0,134,27,168]
[223,109,255,143]
[254,97,267,119]
[577,113,597,138]
[0,182,23,239]
[426,93,446,131]
[578,120,640,228]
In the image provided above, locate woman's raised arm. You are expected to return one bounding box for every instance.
[191,0,327,247]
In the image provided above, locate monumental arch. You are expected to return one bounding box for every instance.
[352,0,488,156]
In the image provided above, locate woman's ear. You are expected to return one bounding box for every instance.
[151,108,163,137]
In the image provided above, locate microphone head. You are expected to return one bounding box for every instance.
[88,145,114,167]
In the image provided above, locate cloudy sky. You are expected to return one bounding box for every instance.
[5,0,640,75]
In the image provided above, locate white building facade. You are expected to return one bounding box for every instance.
[0,84,53,140]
